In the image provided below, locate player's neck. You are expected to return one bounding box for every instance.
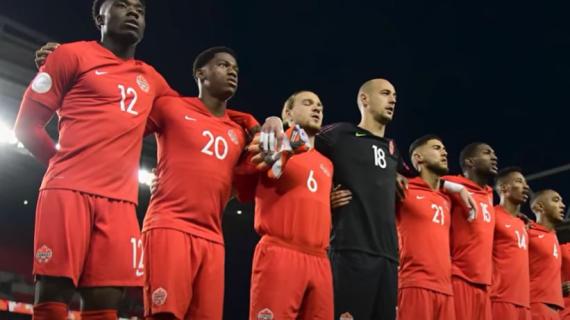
[499,198,520,216]
[100,36,136,60]
[537,216,556,231]
[420,170,441,190]
[199,93,227,117]
[464,171,488,188]
[358,117,386,137]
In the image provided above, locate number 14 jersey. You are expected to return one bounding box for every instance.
[142,97,247,244]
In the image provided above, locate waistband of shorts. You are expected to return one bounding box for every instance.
[260,235,327,257]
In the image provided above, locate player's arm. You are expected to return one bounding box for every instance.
[442,180,477,221]
[14,100,57,166]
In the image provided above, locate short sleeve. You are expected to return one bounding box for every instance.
[24,43,80,111]
[147,96,172,133]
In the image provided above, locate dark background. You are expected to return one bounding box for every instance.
[0,0,569,318]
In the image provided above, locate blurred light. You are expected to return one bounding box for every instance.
[236,210,242,215]
[0,122,18,145]
[23,200,28,205]
[55,143,60,150]
[138,169,154,186]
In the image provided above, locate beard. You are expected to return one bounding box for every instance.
[373,111,392,125]
[426,162,449,176]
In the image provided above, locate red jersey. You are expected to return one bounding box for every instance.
[489,206,530,307]
[23,41,173,204]
[142,97,247,244]
[561,243,570,310]
[529,222,564,308]
[254,149,333,252]
[396,177,452,295]
[444,175,495,285]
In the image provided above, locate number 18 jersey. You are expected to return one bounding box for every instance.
[142,97,247,244]
[23,41,173,204]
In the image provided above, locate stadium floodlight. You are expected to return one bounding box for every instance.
[138,168,155,186]
[0,121,18,145]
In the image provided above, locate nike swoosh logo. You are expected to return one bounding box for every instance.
[538,235,545,239]
[184,116,196,121]
[416,195,425,200]
[505,224,512,228]
[94,70,107,75]
[355,132,366,137]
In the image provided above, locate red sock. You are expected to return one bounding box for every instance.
[80,309,118,320]
[33,302,68,320]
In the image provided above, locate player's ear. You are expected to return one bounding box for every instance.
[359,92,368,107]
[95,14,105,29]
[195,69,205,82]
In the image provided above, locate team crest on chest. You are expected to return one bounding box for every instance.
[152,287,168,306]
[227,129,239,145]
[136,74,150,93]
[35,245,53,263]
[389,140,395,155]
[257,308,274,319]
[320,163,331,177]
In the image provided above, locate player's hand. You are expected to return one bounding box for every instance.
[458,188,477,222]
[396,173,408,200]
[35,42,60,69]
[149,168,158,195]
[331,184,352,209]
[563,282,570,296]
[247,133,271,171]
[260,116,285,154]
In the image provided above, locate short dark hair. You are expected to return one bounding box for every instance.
[494,166,523,192]
[192,46,237,78]
[531,189,555,208]
[92,0,146,28]
[408,134,442,158]
[459,142,486,172]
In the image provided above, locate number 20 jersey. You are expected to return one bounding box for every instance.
[23,41,173,204]
[142,97,247,244]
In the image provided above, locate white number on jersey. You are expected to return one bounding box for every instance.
[480,203,492,223]
[118,85,139,115]
[431,204,445,225]
[307,170,318,192]
[130,237,144,277]
[372,145,387,168]
[554,244,559,258]
[515,230,527,250]
[201,130,229,160]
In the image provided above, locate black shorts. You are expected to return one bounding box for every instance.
[330,249,398,320]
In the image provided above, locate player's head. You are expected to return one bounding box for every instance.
[459,142,498,178]
[92,0,146,45]
[494,167,529,205]
[531,189,566,223]
[409,134,448,176]
[193,47,238,101]
[281,91,323,135]
[357,78,396,125]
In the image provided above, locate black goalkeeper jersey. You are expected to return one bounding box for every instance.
[316,122,401,262]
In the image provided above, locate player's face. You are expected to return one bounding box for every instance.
[286,91,323,134]
[201,53,239,101]
[504,172,530,204]
[421,139,449,176]
[100,0,146,45]
[543,191,566,222]
[471,144,499,176]
[367,80,396,125]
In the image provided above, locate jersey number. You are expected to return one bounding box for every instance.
[372,145,387,168]
[118,85,139,115]
[480,203,492,223]
[515,230,527,250]
[554,244,559,258]
[201,130,229,160]
[130,237,144,277]
[307,170,318,192]
[431,204,445,225]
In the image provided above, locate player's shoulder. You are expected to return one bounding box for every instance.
[319,122,355,135]
[50,41,93,57]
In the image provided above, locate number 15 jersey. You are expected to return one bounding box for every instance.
[142,97,247,245]
[23,41,173,204]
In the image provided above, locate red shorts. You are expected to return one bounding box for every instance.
[531,302,562,320]
[249,236,333,320]
[33,189,142,287]
[492,301,531,320]
[143,228,224,320]
[452,276,491,320]
[397,287,455,320]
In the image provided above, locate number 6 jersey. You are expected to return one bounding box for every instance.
[142,96,247,245]
[23,41,173,204]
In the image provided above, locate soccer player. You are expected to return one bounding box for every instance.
[248,91,334,319]
[490,167,531,319]
[529,189,566,319]
[557,221,570,320]
[443,142,498,320]
[14,1,173,319]
[313,78,402,319]
[141,47,251,320]
[396,135,456,320]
